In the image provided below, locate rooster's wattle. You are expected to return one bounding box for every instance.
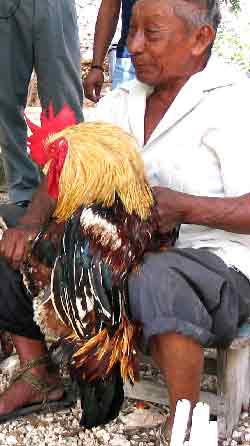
[23,105,179,427]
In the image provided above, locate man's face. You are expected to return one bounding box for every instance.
[127,0,197,87]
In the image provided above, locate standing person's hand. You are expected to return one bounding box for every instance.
[83,68,104,103]
[0,224,41,270]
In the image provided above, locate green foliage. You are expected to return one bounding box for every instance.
[229,0,241,12]
[213,1,250,72]
[214,30,250,71]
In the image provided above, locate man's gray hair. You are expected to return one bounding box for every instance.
[173,0,222,32]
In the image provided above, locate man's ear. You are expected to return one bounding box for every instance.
[191,24,215,56]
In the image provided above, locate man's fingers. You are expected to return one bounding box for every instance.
[157,220,177,234]
[152,186,162,199]
[10,240,26,267]
[83,71,104,102]
[0,239,16,264]
[83,77,97,102]
[0,230,32,268]
[84,85,96,102]
[95,83,102,101]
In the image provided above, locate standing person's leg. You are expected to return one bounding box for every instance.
[0,0,40,204]
[112,47,135,89]
[34,0,83,122]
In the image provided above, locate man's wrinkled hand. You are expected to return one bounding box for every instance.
[153,186,186,234]
[0,225,40,270]
[83,69,104,103]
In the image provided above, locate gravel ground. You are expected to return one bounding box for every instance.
[0,353,249,446]
[0,357,168,446]
[0,2,250,445]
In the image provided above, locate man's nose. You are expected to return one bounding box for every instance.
[127,31,145,54]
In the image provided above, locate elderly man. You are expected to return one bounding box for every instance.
[0,0,250,443]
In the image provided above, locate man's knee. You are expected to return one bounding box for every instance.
[128,250,213,348]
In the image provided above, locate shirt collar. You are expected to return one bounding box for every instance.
[121,56,245,147]
[120,55,244,96]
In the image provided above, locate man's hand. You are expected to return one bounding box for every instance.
[0,224,40,270]
[83,69,104,103]
[153,186,186,233]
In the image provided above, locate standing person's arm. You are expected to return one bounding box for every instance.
[84,0,122,102]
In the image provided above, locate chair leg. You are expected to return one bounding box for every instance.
[217,346,250,439]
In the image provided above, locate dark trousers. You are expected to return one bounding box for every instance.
[0,0,83,203]
[0,203,43,339]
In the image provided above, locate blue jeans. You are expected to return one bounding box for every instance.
[112,57,136,89]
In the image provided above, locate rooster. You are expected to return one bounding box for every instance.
[22,105,179,427]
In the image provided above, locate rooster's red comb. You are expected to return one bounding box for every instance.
[26,103,77,166]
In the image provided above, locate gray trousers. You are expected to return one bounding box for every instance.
[129,248,250,350]
[0,0,83,203]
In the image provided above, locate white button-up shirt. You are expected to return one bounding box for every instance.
[88,57,250,280]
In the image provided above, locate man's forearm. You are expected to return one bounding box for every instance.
[92,0,121,66]
[183,193,250,234]
[17,176,56,228]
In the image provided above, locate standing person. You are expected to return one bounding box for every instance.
[84,0,136,103]
[0,0,83,207]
